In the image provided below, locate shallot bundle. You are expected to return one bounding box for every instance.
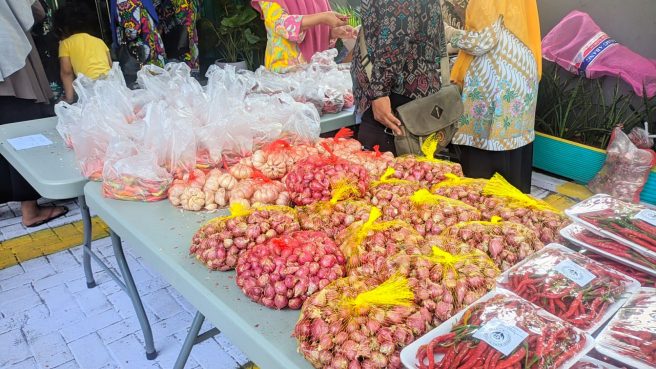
[430,174,490,207]
[391,135,463,186]
[285,150,369,206]
[336,208,427,270]
[366,168,423,209]
[294,274,431,369]
[297,185,372,238]
[190,204,300,271]
[482,174,570,243]
[437,217,544,271]
[382,189,482,237]
[315,127,362,156]
[236,231,346,309]
[353,246,499,325]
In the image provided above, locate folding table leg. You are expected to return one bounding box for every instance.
[174,311,221,369]
[110,230,158,360]
[78,196,96,289]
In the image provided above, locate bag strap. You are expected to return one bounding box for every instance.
[359,0,452,87]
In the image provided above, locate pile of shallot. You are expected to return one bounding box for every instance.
[335,208,427,270]
[381,189,482,237]
[297,199,372,238]
[366,168,422,209]
[236,231,346,309]
[284,152,369,206]
[189,204,300,271]
[436,217,544,271]
[293,274,431,369]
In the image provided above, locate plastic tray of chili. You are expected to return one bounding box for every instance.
[560,224,656,277]
[565,194,656,261]
[401,288,594,369]
[497,244,639,334]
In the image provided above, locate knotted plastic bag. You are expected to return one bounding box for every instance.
[589,126,656,203]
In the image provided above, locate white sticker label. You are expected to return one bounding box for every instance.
[7,134,52,150]
[634,209,656,227]
[472,318,528,356]
[554,259,596,287]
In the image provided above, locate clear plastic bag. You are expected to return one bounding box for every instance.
[54,101,81,148]
[597,288,656,368]
[628,127,655,150]
[498,244,639,332]
[589,126,656,203]
[141,101,196,176]
[102,139,172,202]
[415,290,590,369]
[236,231,346,309]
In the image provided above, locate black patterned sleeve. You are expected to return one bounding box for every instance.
[363,0,410,100]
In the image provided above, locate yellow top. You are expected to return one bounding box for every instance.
[59,33,111,79]
[451,0,542,86]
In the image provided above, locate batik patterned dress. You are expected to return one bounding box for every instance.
[116,0,166,67]
[159,0,200,70]
[449,18,538,151]
[351,0,445,115]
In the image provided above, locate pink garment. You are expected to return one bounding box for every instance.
[251,0,331,62]
[542,11,656,98]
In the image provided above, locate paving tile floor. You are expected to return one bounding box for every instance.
[0,237,249,369]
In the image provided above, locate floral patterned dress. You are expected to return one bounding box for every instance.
[159,0,200,70]
[116,0,166,67]
[449,18,538,151]
[259,2,306,72]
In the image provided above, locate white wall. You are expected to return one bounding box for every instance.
[538,0,656,59]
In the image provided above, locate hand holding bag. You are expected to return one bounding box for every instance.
[358,0,463,156]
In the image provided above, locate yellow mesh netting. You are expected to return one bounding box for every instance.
[483,173,561,213]
[410,189,480,212]
[341,273,414,313]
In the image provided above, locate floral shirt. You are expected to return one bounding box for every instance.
[159,0,200,70]
[260,2,306,73]
[351,0,445,114]
[450,18,539,151]
[116,0,166,67]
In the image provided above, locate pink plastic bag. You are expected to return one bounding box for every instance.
[588,126,656,202]
[542,11,656,98]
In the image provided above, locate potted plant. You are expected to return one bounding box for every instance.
[534,62,656,203]
[198,0,265,70]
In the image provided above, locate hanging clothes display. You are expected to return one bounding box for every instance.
[110,0,166,67]
[159,0,200,70]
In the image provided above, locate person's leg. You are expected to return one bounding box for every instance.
[496,143,534,194]
[457,145,496,179]
[0,96,67,226]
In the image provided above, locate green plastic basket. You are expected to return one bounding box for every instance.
[533,132,656,205]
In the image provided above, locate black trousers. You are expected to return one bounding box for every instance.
[357,93,412,156]
[0,96,52,203]
[456,143,534,194]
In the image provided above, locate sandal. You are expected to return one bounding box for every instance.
[23,206,69,228]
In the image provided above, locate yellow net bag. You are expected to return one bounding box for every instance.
[367,168,423,208]
[382,189,482,237]
[294,273,428,369]
[336,207,427,270]
[436,216,544,271]
[296,181,373,238]
[391,134,463,185]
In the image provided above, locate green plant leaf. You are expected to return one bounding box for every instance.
[221,7,258,28]
[243,28,261,44]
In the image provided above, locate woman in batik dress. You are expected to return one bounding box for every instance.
[445,0,542,193]
[111,0,166,67]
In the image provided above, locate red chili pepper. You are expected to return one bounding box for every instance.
[495,347,526,369]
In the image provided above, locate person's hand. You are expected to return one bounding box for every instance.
[371,96,404,136]
[331,25,358,40]
[321,12,348,28]
[444,22,458,41]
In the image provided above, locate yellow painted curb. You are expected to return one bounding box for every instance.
[0,216,110,269]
